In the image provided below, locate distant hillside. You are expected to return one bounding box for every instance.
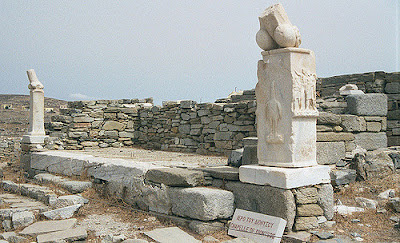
[0,94,68,138]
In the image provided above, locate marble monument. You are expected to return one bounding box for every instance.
[22,69,47,144]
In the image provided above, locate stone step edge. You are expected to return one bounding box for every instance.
[129,205,227,235]
[33,173,92,194]
[1,180,59,206]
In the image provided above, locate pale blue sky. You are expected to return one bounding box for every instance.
[0,1,399,104]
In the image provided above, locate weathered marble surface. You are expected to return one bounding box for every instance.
[256,48,318,167]
[22,69,47,144]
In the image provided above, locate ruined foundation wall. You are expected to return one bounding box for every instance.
[318,71,399,146]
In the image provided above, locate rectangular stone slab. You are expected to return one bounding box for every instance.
[239,165,330,189]
[19,218,77,236]
[36,227,87,243]
[144,227,200,243]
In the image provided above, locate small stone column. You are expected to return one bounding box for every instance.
[21,69,47,176]
[22,69,47,144]
[239,4,333,231]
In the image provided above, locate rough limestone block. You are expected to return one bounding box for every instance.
[317,184,334,220]
[297,204,324,217]
[294,217,318,231]
[102,121,125,131]
[317,112,341,125]
[200,166,239,181]
[42,204,82,220]
[145,168,205,187]
[354,132,387,150]
[330,169,356,186]
[228,148,243,167]
[316,142,346,165]
[223,181,296,230]
[293,187,318,204]
[341,115,366,132]
[168,187,234,221]
[242,144,258,166]
[346,94,388,116]
[11,211,35,229]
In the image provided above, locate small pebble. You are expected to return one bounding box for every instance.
[351,232,361,238]
[351,219,361,223]
[354,237,364,241]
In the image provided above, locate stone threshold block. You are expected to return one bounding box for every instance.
[239,165,330,189]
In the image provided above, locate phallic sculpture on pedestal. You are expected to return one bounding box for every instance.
[255,4,319,168]
[256,4,301,51]
[22,69,47,144]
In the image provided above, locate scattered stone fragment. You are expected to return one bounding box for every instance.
[378,189,395,199]
[144,227,201,243]
[390,216,400,222]
[221,238,257,243]
[334,205,364,215]
[351,232,361,238]
[51,195,87,208]
[283,231,312,242]
[121,240,148,243]
[314,231,334,240]
[102,234,127,243]
[188,220,224,235]
[389,197,400,212]
[2,220,12,231]
[330,169,356,186]
[42,204,82,220]
[355,197,378,210]
[294,217,318,231]
[11,210,35,229]
[203,235,220,243]
[323,221,336,228]
[351,219,361,223]
[19,218,77,236]
[36,227,87,243]
[317,216,327,224]
[228,148,243,167]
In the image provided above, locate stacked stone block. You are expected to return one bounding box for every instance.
[318,71,399,146]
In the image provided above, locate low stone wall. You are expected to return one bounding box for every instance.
[318,71,399,146]
[0,137,20,163]
[47,99,257,155]
[46,93,388,163]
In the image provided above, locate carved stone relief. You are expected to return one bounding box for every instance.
[292,69,318,117]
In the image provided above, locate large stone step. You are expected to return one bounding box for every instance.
[33,173,92,194]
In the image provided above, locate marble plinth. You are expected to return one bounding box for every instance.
[239,165,330,189]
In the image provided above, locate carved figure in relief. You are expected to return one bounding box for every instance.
[292,69,317,116]
[256,60,283,144]
[266,80,283,143]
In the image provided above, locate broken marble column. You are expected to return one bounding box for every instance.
[22,69,47,144]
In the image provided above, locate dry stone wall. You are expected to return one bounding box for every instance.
[318,71,399,146]
[47,99,257,154]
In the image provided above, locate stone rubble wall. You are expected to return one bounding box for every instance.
[45,94,387,162]
[0,137,20,163]
[318,71,399,147]
[46,98,257,155]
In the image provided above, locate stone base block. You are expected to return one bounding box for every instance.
[239,165,330,189]
[21,135,48,144]
[168,187,234,221]
[316,142,346,165]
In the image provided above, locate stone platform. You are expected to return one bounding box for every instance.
[25,149,333,232]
